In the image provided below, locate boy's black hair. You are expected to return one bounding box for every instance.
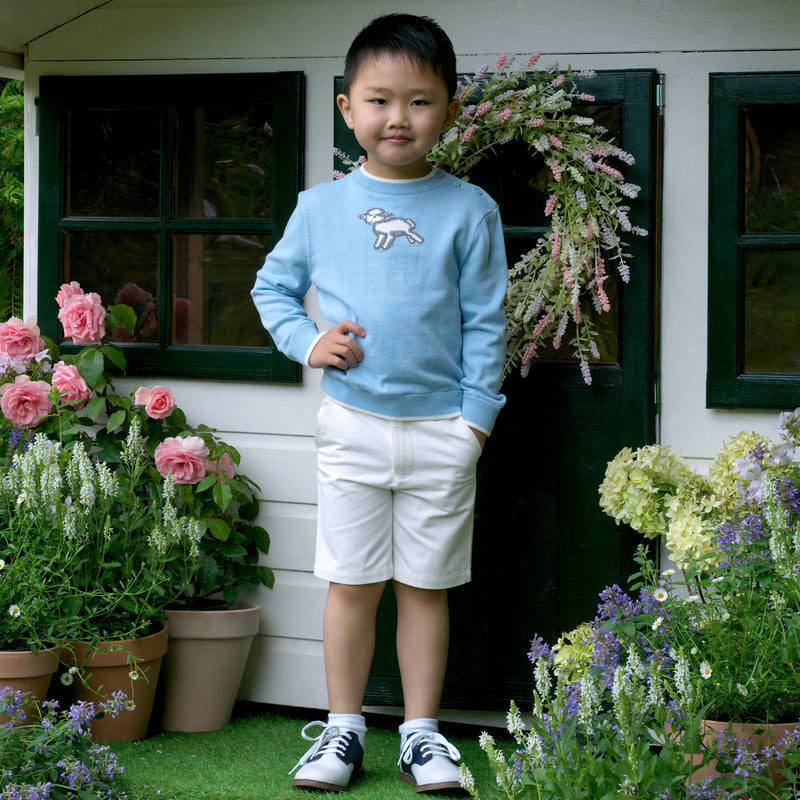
[343,14,457,99]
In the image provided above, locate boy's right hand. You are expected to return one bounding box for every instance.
[308,320,366,370]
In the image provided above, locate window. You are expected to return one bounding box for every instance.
[38,73,304,381]
[708,72,800,408]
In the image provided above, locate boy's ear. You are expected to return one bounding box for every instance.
[442,98,459,132]
[337,93,355,130]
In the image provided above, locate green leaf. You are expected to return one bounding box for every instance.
[100,343,127,370]
[258,565,275,589]
[240,498,259,521]
[250,525,271,555]
[196,475,217,493]
[219,542,248,557]
[108,303,137,333]
[208,518,231,541]
[77,347,105,388]
[106,409,126,432]
[213,480,233,512]
[198,557,220,593]
[84,396,106,423]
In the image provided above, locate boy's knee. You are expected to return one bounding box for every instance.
[329,581,385,607]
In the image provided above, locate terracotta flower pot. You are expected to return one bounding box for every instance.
[685,719,799,793]
[61,624,168,742]
[158,601,261,732]
[0,645,60,724]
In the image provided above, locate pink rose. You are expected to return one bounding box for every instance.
[58,292,106,344]
[209,451,236,481]
[55,281,84,310]
[0,375,53,428]
[154,436,210,485]
[51,361,92,409]
[0,317,45,361]
[134,385,176,420]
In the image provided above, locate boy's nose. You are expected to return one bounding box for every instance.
[387,107,409,128]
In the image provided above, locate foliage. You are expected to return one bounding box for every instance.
[0,283,273,648]
[598,411,800,724]
[1,431,201,647]
[469,410,800,798]
[0,686,130,800]
[0,79,24,320]
[465,557,800,799]
[335,54,647,384]
[600,409,800,722]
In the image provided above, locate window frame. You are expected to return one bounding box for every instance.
[37,72,305,382]
[707,71,800,409]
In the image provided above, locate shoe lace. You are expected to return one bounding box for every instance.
[398,730,462,766]
[289,721,353,774]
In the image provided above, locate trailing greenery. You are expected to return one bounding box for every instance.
[0,78,24,320]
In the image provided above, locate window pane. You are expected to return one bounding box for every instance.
[63,231,160,343]
[66,109,160,217]
[743,105,800,233]
[743,249,800,373]
[175,106,274,219]
[172,233,272,347]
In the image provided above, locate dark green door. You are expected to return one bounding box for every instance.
[335,70,661,710]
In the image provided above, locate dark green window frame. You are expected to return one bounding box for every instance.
[707,71,800,409]
[38,72,304,382]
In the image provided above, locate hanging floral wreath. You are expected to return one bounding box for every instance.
[335,53,647,385]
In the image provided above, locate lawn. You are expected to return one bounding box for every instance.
[114,705,508,800]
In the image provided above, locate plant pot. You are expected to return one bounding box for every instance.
[685,719,799,792]
[61,624,168,742]
[158,601,261,732]
[0,645,60,724]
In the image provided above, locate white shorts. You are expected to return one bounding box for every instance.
[314,397,482,589]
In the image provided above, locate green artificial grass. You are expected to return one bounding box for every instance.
[114,706,508,800]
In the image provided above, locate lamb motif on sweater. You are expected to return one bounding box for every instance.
[359,207,424,250]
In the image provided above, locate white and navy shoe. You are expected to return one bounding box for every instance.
[290,721,365,792]
[398,730,465,794]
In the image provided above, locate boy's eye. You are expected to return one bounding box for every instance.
[370,98,387,105]
[412,100,429,106]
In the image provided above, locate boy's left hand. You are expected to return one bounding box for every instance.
[470,428,487,449]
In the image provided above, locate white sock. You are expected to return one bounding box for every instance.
[399,717,438,746]
[328,712,367,747]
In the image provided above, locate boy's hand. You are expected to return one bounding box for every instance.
[309,320,366,370]
[470,427,487,449]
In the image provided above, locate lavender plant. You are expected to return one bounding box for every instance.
[464,562,800,798]
[335,54,647,383]
[0,686,130,800]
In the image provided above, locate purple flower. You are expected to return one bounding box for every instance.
[528,634,553,664]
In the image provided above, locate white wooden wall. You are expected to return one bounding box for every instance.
[19,0,800,714]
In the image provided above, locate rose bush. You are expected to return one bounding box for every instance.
[0,282,274,618]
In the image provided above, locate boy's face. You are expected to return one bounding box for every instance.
[337,54,458,180]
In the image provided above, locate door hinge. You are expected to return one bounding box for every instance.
[656,74,665,117]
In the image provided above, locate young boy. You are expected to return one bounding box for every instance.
[251,13,507,793]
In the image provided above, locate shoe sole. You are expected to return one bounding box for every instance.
[398,770,466,795]
[292,768,364,793]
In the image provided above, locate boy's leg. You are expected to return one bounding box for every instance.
[394,581,449,720]
[395,581,464,794]
[291,582,383,792]
[324,580,386,713]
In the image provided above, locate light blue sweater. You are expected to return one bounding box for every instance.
[251,168,507,433]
